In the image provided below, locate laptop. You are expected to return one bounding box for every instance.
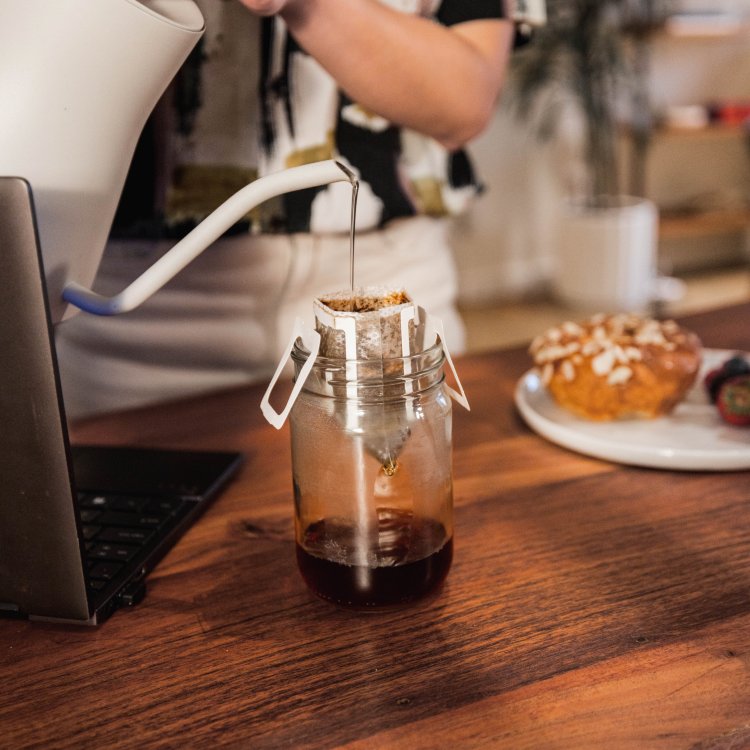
[0,177,243,625]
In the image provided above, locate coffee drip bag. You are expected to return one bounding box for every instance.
[260,283,467,438]
[313,287,420,465]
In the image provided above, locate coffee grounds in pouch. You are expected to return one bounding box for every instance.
[313,287,417,464]
[314,287,415,361]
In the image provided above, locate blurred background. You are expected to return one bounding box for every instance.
[457,0,750,351]
[111,0,750,358]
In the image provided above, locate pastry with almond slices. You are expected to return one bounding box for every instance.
[529,314,702,421]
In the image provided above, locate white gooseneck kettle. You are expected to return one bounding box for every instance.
[0,0,355,324]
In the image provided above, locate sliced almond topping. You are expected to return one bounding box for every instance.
[582,340,602,356]
[533,315,690,385]
[562,321,584,336]
[561,360,575,382]
[529,335,546,355]
[592,349,616,376]
[607,366,633,385]
[535,344,569,364]
[542,362,554,385]
[635,329,667,346]
[613,345,629,364]
[637,319,660,334]
[634,320,667,346]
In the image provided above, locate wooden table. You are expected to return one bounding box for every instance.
[3,304,750,749]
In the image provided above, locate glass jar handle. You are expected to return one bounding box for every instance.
[260,317,321,429]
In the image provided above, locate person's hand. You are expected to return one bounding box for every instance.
[236,0,299,17]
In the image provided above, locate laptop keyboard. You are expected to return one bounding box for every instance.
[78,493,191,593]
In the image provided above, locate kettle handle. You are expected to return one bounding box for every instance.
[61,160,355,316]
[260,318,321,430]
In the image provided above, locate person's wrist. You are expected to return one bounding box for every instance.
[237,0,288,17]
[279,0,320,32]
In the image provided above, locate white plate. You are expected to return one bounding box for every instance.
[514,348,750,471]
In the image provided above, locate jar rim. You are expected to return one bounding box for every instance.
[291,338,447,398]
[291,338,444,368]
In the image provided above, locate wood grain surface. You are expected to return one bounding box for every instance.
[2,304,750,749]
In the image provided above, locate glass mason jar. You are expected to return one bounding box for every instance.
[289,340,454,610]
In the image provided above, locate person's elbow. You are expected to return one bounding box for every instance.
[429,18,512,150]
[435,94,496,152]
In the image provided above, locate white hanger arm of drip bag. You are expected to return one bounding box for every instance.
[62,160,355,316]
[422,312,470,412]
[260,318,321,430]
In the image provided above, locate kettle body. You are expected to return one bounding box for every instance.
[0,0,204,323]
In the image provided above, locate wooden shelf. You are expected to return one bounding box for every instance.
[655,123,746,140]
[664,15,750,37]
[621,123,747,142]
[659,209,750,239]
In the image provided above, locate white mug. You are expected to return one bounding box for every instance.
[554,195,681,313]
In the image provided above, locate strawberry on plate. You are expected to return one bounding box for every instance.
[705,355,750,403]
[717,375,750,426]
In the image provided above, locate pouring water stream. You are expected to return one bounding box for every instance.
[333,161,359,311]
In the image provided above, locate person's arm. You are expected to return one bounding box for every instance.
[240,0,513,151]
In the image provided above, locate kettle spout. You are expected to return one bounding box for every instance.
[62,160,356,316]
[334,160,358,185]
